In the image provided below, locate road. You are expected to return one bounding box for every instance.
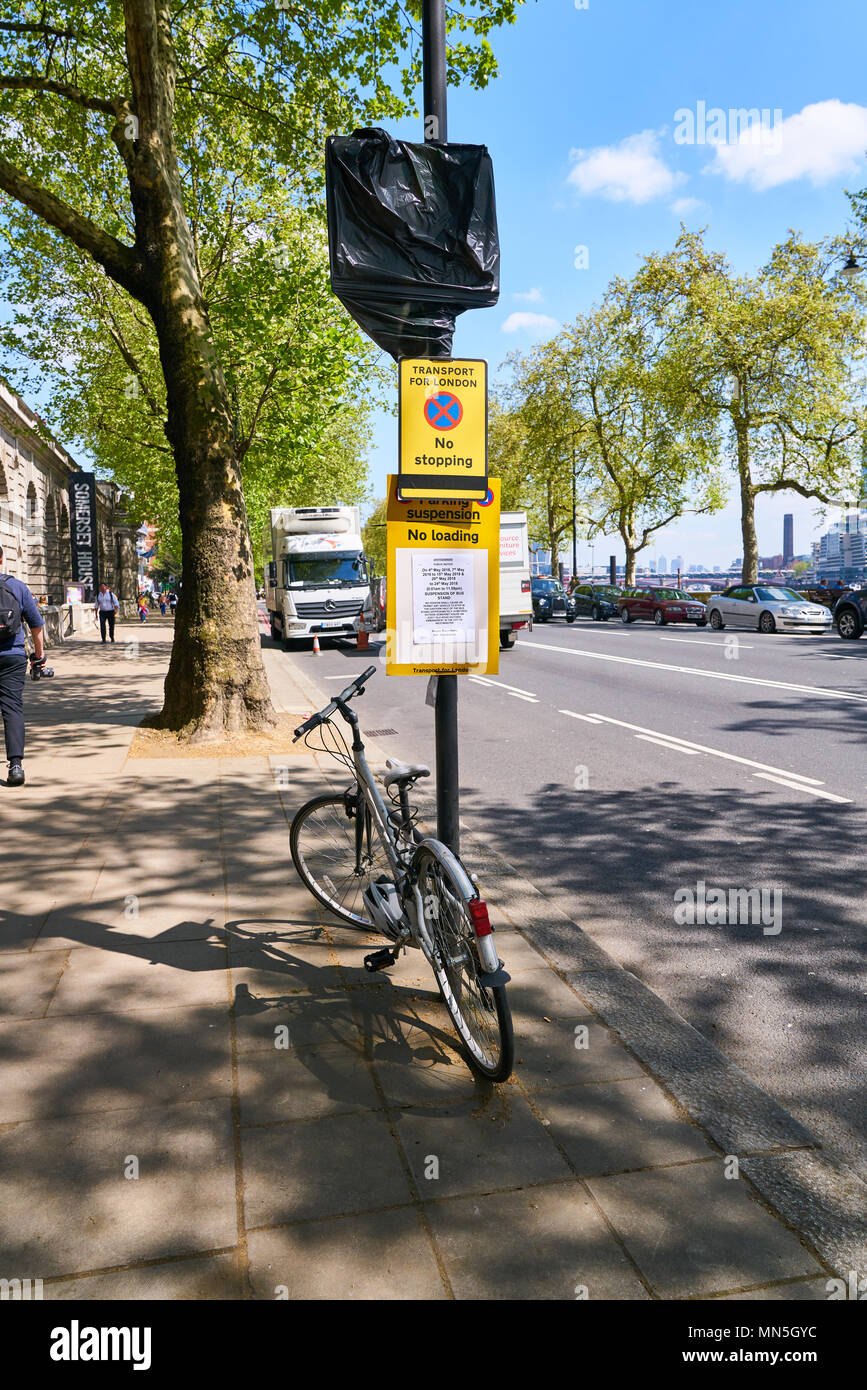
[268,613,867,1178]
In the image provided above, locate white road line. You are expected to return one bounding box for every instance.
[586,712,825,785]
[559,709,604,723]
[470,675,538,698]
[507,691,538,702]
[635,734,701,754]
[524,639,867,705]
[659,637,754,649]
[752,773,853,803]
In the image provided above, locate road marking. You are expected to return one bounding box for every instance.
[506,691,538,702]
[585,712,825,785]
[559,709,604,724]
[524,639,867,705]
[635,734,701,754]
[752,773,853,803]
[470,675,538,698]
[659,637,754,649]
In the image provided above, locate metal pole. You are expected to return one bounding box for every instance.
[422,0,459,853]
[422,0,448,142]
[571,439,577,580]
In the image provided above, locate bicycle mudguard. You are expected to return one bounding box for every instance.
[411,837,475,902]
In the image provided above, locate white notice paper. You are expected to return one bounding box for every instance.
[412,552,475,645]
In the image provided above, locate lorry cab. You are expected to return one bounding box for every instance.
[266,506,369,646]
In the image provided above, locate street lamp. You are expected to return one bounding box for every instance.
[841,250,864,280]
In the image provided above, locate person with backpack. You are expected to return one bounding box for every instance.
[0,545,45,787]
[94,582,120,643]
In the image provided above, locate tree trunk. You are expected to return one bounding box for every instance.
[547,486,559,576]
[124,0,273,739]
[736,422,758,584]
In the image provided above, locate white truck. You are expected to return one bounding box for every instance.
[499,510,533,649]
[265,505,369,646]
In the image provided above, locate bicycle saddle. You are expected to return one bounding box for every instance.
[383,758,431,789]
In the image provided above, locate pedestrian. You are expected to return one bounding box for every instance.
[0,544,45,787]
[159,595,167,616]
[137,593,149,623]
[94,582,120,643]
[168,592,178,620]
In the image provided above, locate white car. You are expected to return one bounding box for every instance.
[706,585,832,634]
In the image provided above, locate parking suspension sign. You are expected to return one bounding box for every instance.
[398,357,488,501]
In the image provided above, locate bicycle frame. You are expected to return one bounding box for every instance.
[336,700,479,968]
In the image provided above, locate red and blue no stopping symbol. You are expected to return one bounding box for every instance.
[424,392,463,429]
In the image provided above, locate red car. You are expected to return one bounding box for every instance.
[618,587,707,627]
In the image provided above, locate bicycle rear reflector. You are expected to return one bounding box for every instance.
[468,899,493,937]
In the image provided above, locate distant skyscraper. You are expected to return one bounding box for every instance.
[783,514,794,565]
[672,554,684,573]
[657,554,667,573]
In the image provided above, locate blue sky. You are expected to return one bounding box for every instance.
[365,0,867,569]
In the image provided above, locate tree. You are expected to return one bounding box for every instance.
[497,288,726,586]
[0,1,522,738]
[633,229,867,584]
[361,498,388,578]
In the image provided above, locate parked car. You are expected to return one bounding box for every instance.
[530,576,576,623]
[833,589,867,640]
[618,587,707,626]
[569,582,621,621]
[705,585,832,634]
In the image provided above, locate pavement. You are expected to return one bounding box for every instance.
[0,620,864,1300]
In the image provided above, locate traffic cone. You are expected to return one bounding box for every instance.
[357,628,370,652]
[312,635,321,654]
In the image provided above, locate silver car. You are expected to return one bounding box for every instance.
[706,585,833,634]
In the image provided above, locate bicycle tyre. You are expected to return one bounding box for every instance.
[415,846,514,1082]
[290,792,389,928]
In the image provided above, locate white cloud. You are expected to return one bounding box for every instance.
[710,99,867,189]
[567,130,685,203]
[671,196,705,216]
[501,311,559,336]
[514,287,543,302]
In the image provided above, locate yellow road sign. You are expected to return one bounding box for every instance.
[386,474,500,676]
[398,357,488,501]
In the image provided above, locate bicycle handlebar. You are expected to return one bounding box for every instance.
[293,665,377,740]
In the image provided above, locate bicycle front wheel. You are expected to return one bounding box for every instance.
[290,792,389,927]
[416,847,514,1082]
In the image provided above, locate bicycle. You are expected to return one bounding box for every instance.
[290,666,514,1082]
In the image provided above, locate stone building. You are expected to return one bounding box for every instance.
[0,380,137,607]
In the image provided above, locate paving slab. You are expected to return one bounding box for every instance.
[424,1185,651,1300]
[242,1109,414,1227]
[237,1042,380,1125]
[0,1007,232,1122]
[45,1253,245,1300]
[588,1162,821,1298]
[45,940,229,1015]
[232,988,363,1055]
[512,1015,646,1092]
[537,1077,714,1176]
[393,1092,572,1198]
[0,1099,237,1276]
[247,1209,446,1300]
[0,948,67,1020]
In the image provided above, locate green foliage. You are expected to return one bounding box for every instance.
[361,497,388,576]
[0,0,526,553]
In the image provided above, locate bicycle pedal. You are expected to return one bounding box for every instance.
[364,947,400,973]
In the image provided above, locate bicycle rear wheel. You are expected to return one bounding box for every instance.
[415,847,514,1082]
[290,792,389,927]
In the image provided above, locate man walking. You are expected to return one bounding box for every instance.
[0,545,45,787]
[95,582,120,643]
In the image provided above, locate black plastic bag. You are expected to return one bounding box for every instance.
[325,128,500,360]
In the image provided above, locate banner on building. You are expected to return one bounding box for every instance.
[68,472,100,602]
